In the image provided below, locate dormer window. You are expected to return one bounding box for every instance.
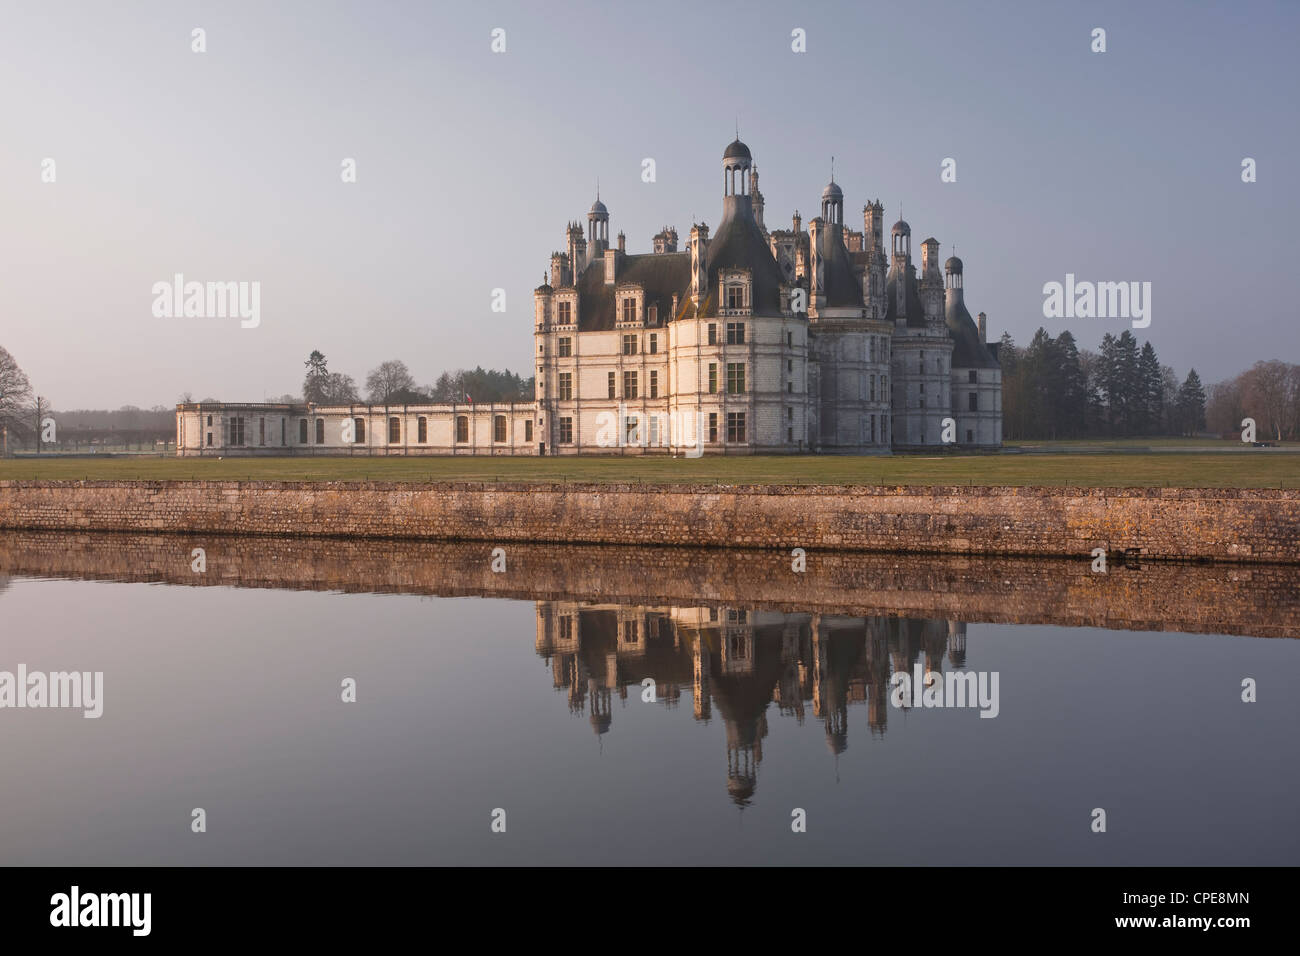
[726,285,744,311]
[621,297,637,323]
[556,301,572,324]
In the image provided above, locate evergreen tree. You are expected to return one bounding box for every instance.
[1054,331,1087,438]
[1137,341,1162,436]
[303,351,330,403]
[1176,369,1207,435]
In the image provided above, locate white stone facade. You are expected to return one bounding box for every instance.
[175,138,1001,457]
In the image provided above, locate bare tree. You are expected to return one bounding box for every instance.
[0,346,33,455]
[365,360,417,403]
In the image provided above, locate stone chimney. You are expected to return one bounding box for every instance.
[977,312,987,343]
[617,231,625,254]
[604,248,617,285]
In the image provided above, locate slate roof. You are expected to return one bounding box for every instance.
[573,252,691,331]
[886,262,928,329]
[945,290,1000,369]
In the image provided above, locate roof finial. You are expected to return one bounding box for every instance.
[596,176,600,201]
[830,155,834,182]
[735,115,739,140]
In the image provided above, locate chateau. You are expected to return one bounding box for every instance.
[176,138,1001,456]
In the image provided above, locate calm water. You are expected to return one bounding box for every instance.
[0,556,1297,866]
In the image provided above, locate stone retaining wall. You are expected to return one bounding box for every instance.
[0,480,1296,563]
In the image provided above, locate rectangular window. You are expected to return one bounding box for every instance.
[707,323,717,345]
[726,287,744,311]
[871,415,877,443]
[787,359,793,372]
[787,381,793,393]
[298,419,308,444]
[726,321,745,344]
[649,370,658,399]
[230,417,245,446]
[259,418,266,446]
[708,412,718,443]
[870,374,876,401]
[622,333,637,355]
[559,416,574,444]
[456,416,468,443]
[558,371,573,400]
[353,418,365,443]
[649,333,657,354]
[649,414,661,446]
[558,336,572,357]
[727,412,746,443]
[494,415,507,442]
[787,331,793,347]
[608,372,616,399]
[726,363,745,394]
[623,370,638,399]
[967,429,974,443]
[625,414,639,445]
[525,419,533,441]
[556,301,572,324]
[388,417,400,443]
[206,433,213,447]
[622,299,637,324]
[315,419,324,444]
[968,369,977,384]
[969,391,978,412]
[418,416,428,443]
[788,426,793,442]
[708,363,718,394]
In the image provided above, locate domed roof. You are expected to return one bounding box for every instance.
[821,181,843,201]
[891,219,911,236]
[723,139,752,161]
[945,255,963,274]
[589,198,608,217]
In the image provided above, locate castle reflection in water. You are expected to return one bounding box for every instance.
[535,603,968,805]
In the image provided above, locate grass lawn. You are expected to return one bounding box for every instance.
[1,451,1297,488]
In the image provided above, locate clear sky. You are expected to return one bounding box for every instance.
[2,0,1296,408]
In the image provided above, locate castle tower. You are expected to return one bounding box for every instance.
[566,222,587,278]
[689,222,710,308]
[891,218,911,267]
[864,200,884,255]
[808,216,826,312]
[549,251,569,289]
[587,194,609,258]
[920,237,944,325]
[653,226,678,253]
[820,178,843,227]
[533,274,553,330]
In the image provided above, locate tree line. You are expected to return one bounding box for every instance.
[301,351,534,406]
[999,329,1210,440]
